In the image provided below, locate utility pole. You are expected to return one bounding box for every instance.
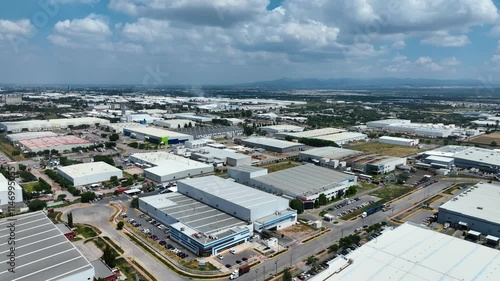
[263,265,266,281]
[275,260,278,275]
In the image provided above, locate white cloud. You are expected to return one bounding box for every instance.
[441,57,461,66]
[421,32,470,47]
[122,18,172,42]
[391,40,405,49]
[50,0,99,4]
[0,19,34,37]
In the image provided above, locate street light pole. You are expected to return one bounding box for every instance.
[263,265,266,281]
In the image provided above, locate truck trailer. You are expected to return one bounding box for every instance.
[361,204,383,218]
[229,264,251,279]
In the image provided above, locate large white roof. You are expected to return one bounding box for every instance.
[310,222,500,281]
[124,126,190,138]
[440,182,500,225]
[57,161,121,178]
[144,159,212,176]
[242,137,304,149]
[284,127,346,138]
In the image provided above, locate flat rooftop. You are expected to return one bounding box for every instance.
[193,147,250,160]
[310,222,500,281]
[179,176,289,212]
[57,161,122,177]
[242,137,304,149]
[252,164,355,197]
[145,159,213,176]
[423,145,469,157]
[379,136,417,142]
[131,151,204,166]
[7,131,58,142]
[454,147,500,166]
[425,155,454,163]
[314,132,367,142]
[300,147,363,160]
[440,182,500,225]
[0,212,94,281]
[1,117,109,127]
[261,125,304,131]
[283,127,346,138]
[19,135,91,150]
[124,126,191,138]
[140,193,248,243]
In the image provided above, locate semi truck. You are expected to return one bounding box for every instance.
[361,204,383,218]
[229,264,250,279]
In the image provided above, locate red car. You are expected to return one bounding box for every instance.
[151,235,159,241]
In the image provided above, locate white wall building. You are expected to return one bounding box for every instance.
[191,147,252,166]
[56,162,123,186]
[153,119,195,129]
[0,173,23,206]
[0,117,110,133]
[379,136,419,146]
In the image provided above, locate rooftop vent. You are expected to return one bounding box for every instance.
[477,207,483,210]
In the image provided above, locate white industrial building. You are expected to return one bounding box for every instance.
[0,212,95,281]
[153,119,195,129]
[275,127,346,140]
[102,122,145,133]
[0,173,23,206]
[131,151,214,183]
[299,147,363,168]
[178,176,297,232]
[421,145,500,172]
[185,139,215,149]
[173,113,215,123]
[438,182,500,235]
[379,136,419,146]
[309,222,500,281]
[229,164,357,202]
[6,131,58,142]
[191,147,252,166]
[314,132,368,145]
[423,155,455,169]
[366,119,478,138]
[343,154,407,174]
[56,162,123,186]
[260,125,305,134]
[240,137,305,153]
[139,192,252,257]
[18,135,92,153]
[124,126,193,144]
[0,117,110,133]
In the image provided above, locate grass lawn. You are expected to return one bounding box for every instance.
[21,182,39,193]
[370,185,414,201]
[116,258,149,281]
[264,162,300,173]
[356,183,379,194]
[0,136,24,161]
[469,132,500,145]
[76,225,98,239]
[351,142,420,157]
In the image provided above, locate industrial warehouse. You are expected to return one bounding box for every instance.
[139,192,252,257]
[438,182,500,235]
[0,173,23,209]
[130,151,214,182]
[190,146,252,166]
[178,176,296,232]
[6,131,58,142]
[273,127,367,145]
[0,212,95,281]
[0,117,110,133]
[123,126,193,144]
[260,124,305,134]
[343,153,407,174]
[309,222,500,281]
[366,119,479,138]
[421,145,500,172]
[240,137,305,153]
[57,161,123,186]
[298,146,363,167]
[17,135,92,153]
[153,119,195,128]
[378,136,419,146]
[228,164,357,202]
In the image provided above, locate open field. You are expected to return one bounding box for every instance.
[277,222,316,240]
[351,142,420,157]
[469,132,500,145]
[370,185,414,201]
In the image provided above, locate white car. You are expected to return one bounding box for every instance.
[217,255,223,260]
[229,249,236,254]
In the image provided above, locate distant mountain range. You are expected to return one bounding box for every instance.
[233,78,498,89]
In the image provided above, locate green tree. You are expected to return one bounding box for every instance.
[28,199,47,212]
[337,189,345,200]
[110,176,119,186]
[306,256,318,266]
[289,199,303,214]
[117,221,124,230]
[67,212,73,228]
[131,197,139,208]
[188,122,193,128]
[313,199,320,209]
[109,133,119,141]
[57,194,67,201]
[318,193,327,206]
[283,268,293,281]
[397,173,409,184]
[101,245,116,268]
[80,191,96,203]
[243,124,254,136]
[491,141,497,147]
[93,155,115,166]
[328,243,339,253]
[18,164,26,171]
[11,150,20,156]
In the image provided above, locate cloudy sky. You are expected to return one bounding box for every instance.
[1,0,500,85]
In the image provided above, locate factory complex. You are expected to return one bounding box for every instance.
[18,135,92,152]
[366,119,479,138]
[420,145,500,172]
[229,164,357,202]
[123,127,193,144]
[0,117,110,133]
[139,176,296,256]
[240,137,305,153]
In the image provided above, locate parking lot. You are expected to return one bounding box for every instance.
[214,249,256,269]
[324,195,380,218]
[123,207,194,261]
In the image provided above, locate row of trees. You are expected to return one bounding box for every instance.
[44,169,80,196]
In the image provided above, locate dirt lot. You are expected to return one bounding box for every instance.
[123,167,144,175]
[276,222,316,240]
[469,132,500,145]
[351,142,420,157]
